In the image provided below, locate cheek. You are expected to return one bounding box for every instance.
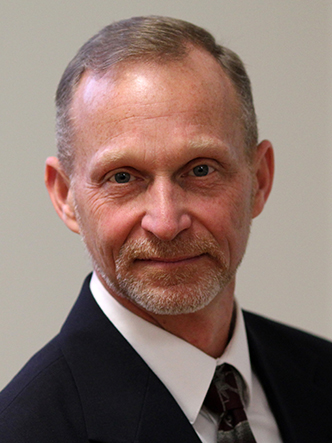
[230,191,253,232]
[197,185,253,255]
[201,185,252,230]
[225,173,254,229]
[227,191,253,261]
[79,197,141,257]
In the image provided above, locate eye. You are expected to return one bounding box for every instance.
[109,171,134,183]
[189,164,215,177]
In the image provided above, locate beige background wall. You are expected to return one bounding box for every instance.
[1,0,332,389]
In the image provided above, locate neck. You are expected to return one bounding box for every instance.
[150,286,235,358]
[101,275,235,358]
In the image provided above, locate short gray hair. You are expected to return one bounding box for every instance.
[56,16,258,174]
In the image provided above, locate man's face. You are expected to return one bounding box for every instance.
[68,49,257,315]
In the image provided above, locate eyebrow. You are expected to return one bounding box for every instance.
[90,146,138,172]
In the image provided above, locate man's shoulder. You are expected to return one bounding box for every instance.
[243,310,332,441]
[243,309,332,351]
[0,335,86,442]
[243,310,332,375]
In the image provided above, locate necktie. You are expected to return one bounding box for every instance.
[204,363,257,443]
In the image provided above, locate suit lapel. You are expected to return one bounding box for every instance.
[244,310,332,443]
[58,276,201,443]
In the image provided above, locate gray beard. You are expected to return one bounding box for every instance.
[83,235,237,315]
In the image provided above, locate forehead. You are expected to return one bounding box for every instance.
[70,48,244,170]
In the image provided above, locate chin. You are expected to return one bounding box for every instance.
[114,270,234,316]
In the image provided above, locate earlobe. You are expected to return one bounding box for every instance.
[45,157,80,234]
[251,140,274,218]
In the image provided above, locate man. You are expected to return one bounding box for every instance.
[1,16,332,443]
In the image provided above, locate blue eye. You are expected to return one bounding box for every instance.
[113,172,132,183]
[192,165,210,177]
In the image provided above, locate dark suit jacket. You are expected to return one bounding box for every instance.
[1,275,332,442]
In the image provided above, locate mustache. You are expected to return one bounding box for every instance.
[116,234,226,264]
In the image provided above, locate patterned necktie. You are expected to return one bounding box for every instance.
[204,363,257,443]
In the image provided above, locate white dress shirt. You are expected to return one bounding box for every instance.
[90,272,282,443]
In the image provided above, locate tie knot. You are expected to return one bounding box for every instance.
[204,364,247,415]
[214,364,246,411]
[204,364,257,442]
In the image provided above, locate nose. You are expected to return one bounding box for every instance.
[141,179,192,241]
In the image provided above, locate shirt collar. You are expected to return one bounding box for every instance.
[90,272,252,425]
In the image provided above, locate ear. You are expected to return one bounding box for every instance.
[45,157,80,234]
[251,140,274,218]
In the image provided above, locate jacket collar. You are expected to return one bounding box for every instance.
[244,310,332,443]
[58,275,201,443]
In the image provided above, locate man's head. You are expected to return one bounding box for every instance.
[55,16,258,177]
[46,16,273,318]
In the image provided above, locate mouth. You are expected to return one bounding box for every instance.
[134,253,207,268]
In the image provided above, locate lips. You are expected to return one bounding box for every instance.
[138,254,201,262]
[134,254,207,268]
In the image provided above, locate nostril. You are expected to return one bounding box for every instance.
[141,212,191,241]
